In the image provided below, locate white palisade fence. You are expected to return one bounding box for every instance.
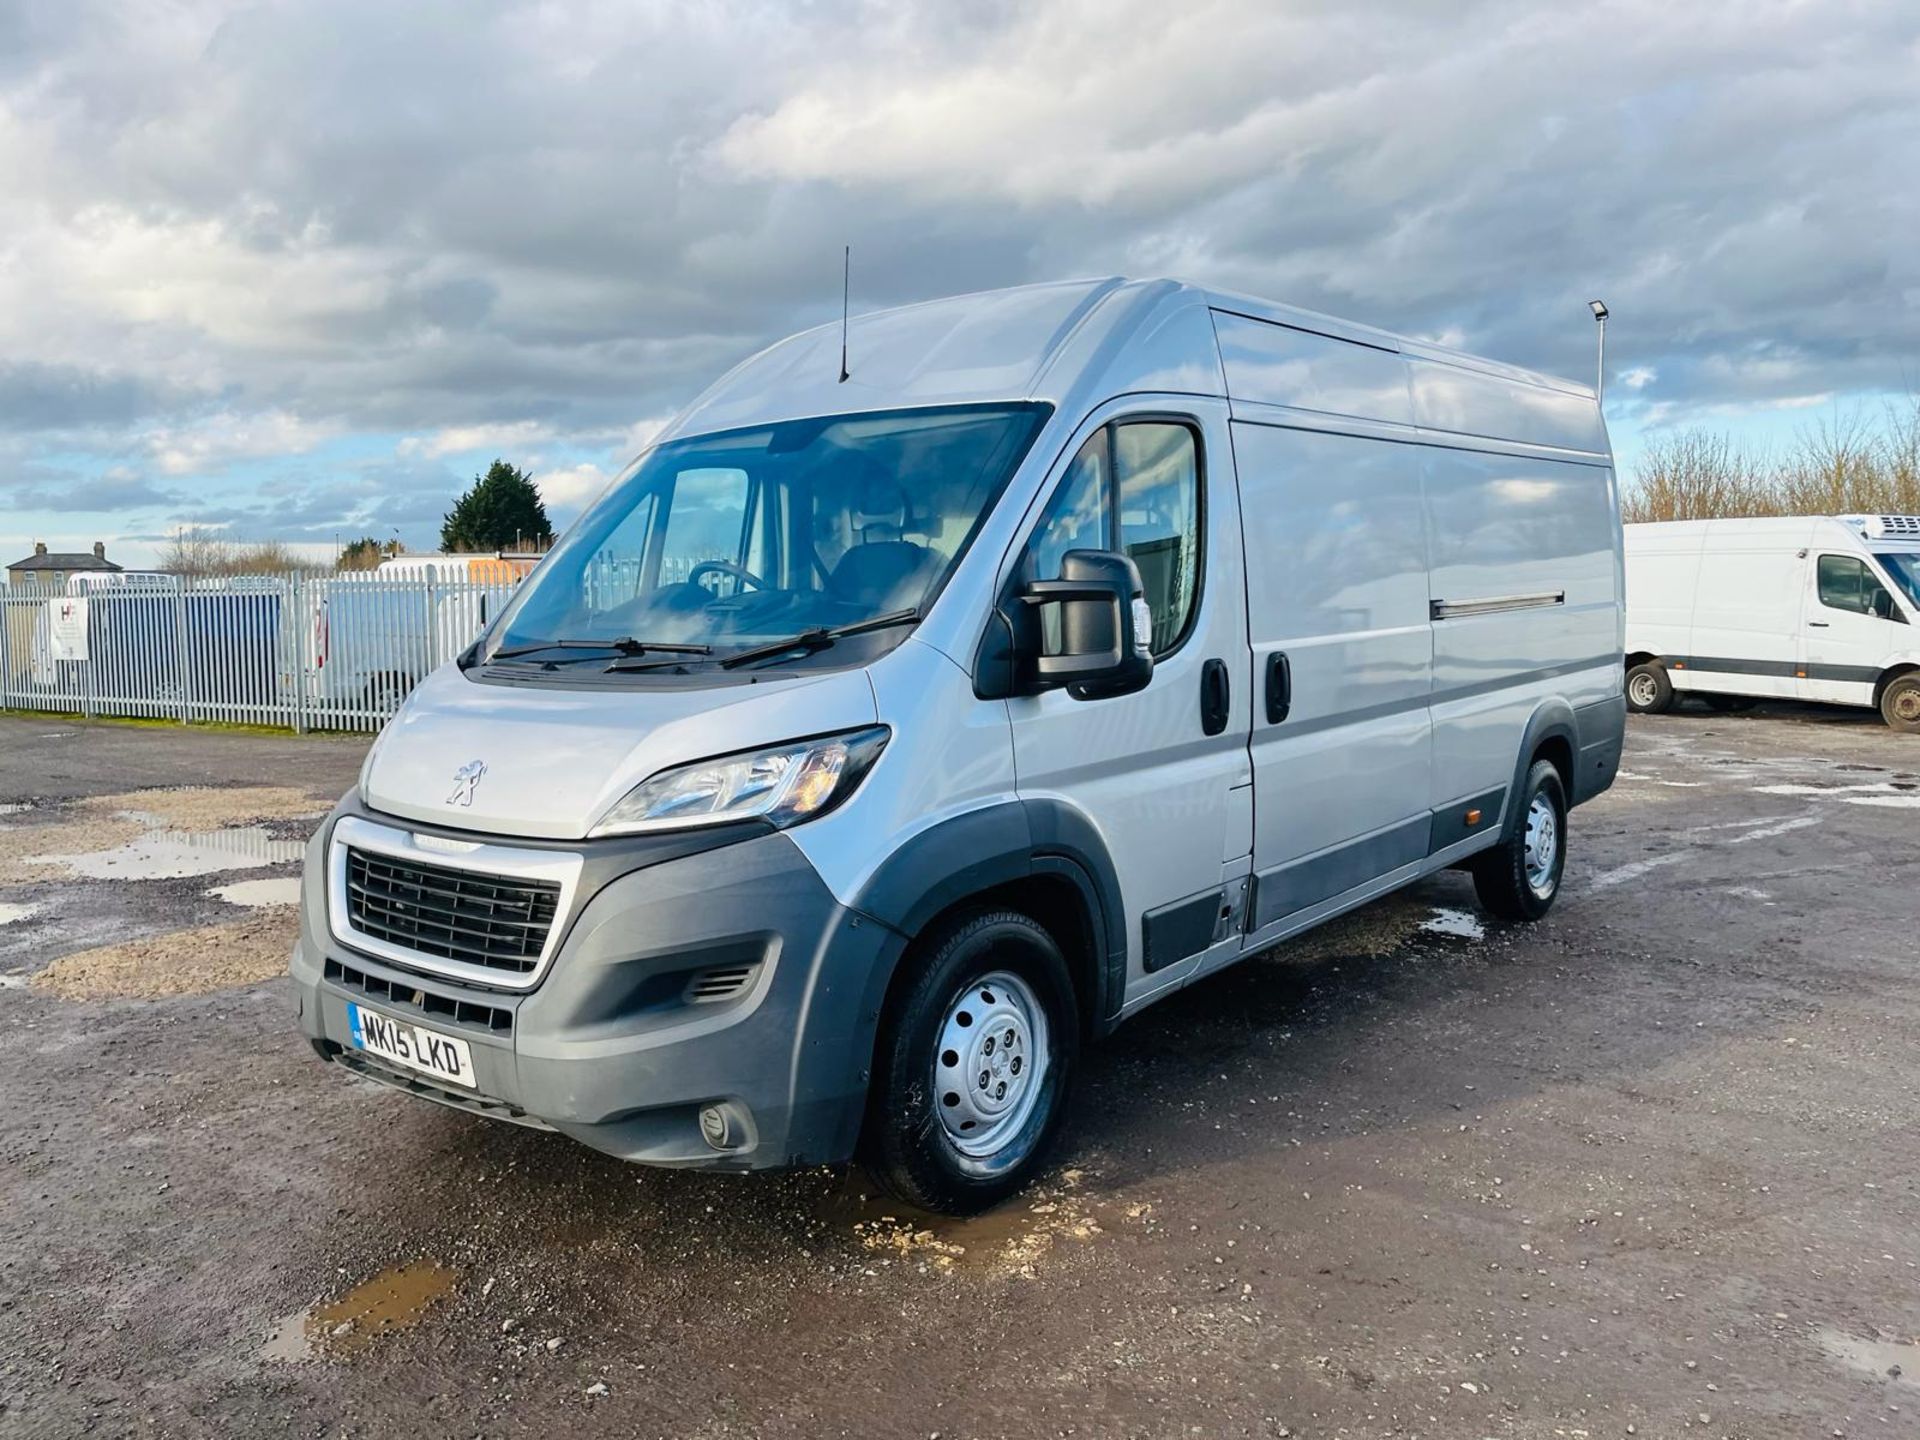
[0,571,520,733]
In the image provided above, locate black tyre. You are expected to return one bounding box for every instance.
[862,910,1078,1216]
[1882,676,1920,734]
[1703,694,1757,714]
[1471,759,1568,922]
[1625,662,1674,714]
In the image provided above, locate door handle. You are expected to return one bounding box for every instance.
[1200,658,1230,736]
[1809,621,1830,628]
[1265,651,1292,724]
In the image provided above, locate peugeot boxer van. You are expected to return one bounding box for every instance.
[1624,515,1920,730]
[291,278,1625,1213]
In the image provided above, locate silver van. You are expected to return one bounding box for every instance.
[292,278,1625,1213]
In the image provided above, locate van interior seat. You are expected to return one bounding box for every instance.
[829,538,938,611]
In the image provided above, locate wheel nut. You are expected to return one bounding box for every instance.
[979,1071,991,1089]
[984,1036,995,1055]
[995,1081,1007,1099]
[1011,1056,1022,1075]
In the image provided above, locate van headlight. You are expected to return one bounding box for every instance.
[590,727,890,837]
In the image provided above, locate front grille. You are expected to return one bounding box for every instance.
[345,847,559,977]
[325,958,513,1034]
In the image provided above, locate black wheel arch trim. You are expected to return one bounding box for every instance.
[1512,699,1579,816]
[848,798,1128,1037]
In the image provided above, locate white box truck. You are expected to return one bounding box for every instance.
[1624,515,1920,730]
[292,277,1625,1213]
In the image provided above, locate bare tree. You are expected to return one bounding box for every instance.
[158,526,323,577]
[1624,398,1920,523]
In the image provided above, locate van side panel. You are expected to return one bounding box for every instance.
[1407,358,1607,454]
[1683,523,1812,698]
[1232,419,1433,927]
[1212,311,1413,425]
[1422,446,1622,808]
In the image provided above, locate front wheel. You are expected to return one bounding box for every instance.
[1882,676,1920,734]
[1471,759,1568,922]
[862,911,1078,1216]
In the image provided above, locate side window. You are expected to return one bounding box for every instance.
[1023,420,1202,658]
[1115,423,1201,653]
[1028,432,1110,581]
[1817,554,1871,614]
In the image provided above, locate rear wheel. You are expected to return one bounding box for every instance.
[1471,759,1568,922]
[862,910,1077,1216]
[1882,676,1920,734]
[1625,662,1674,714]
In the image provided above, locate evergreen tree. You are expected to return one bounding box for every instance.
[440,460,554,552]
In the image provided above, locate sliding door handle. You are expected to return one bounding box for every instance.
[1265,651,1292,724]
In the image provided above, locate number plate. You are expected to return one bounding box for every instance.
[347,1002,477,1090]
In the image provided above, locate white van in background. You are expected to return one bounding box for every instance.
[292,277,1624,1213]
[1624,515,1920,731]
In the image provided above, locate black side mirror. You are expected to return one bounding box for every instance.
[1872,588,1897,621]
[1019,549,1153,699]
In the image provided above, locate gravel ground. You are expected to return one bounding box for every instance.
[1,706,1917,1439]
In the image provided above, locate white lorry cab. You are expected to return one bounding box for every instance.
[292,278,1626,1212]
[1624,515,1920,731]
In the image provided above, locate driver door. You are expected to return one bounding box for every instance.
[1801,553,1903,705]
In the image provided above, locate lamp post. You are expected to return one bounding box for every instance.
[1588,300,1609,405]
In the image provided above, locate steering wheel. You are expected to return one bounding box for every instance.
[688,559,772,592]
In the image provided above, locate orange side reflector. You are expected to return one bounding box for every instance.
[1465,809,1482,826]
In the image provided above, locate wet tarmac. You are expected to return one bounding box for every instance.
[1,703,1918,1437]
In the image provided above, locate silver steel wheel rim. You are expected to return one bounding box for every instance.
[1894,687,1920,724]
[1628,672,1658,707]
[933,969,1049,1159]
[1524,793,1559,895]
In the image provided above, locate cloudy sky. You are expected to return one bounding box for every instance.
[3,0,1916,568]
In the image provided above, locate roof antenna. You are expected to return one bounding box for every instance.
[838,245,851,384]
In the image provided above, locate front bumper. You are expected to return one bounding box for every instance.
[291,801,899,1170]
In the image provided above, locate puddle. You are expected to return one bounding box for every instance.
[1420,907,1485,940]
[262,1260,457,1363]
[1818,1325,1919,1387]
[31,910,298,1000]
[33,826,304,881]
[0,816,146,884]
[0,901,39,926]
[209,877,302,909]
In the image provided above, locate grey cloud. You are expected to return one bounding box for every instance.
[0,0,1915,487]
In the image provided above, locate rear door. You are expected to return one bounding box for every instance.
[1006,398,1254,1011]
[1800,551,1902,705]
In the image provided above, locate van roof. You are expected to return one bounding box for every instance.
[1626,515,1920,550]
[657,277,1602,455]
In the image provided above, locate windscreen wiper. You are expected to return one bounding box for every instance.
[718,609,921,670]
[490,637,714,665]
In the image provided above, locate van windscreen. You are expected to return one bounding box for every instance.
[1875,552,1920,610]
[481,403,1048,671]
